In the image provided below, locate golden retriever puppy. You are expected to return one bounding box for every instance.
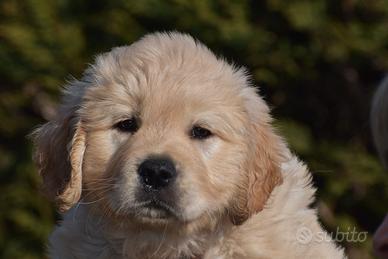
[32,32,345,258]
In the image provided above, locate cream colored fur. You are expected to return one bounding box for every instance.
[32,32,345,259]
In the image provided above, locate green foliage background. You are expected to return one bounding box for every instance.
[1,0,387,258]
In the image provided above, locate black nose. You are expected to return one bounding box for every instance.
[138,157,177,190]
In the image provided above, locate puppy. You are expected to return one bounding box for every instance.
[32,32,345,258]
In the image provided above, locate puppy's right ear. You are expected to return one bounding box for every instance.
[32,110,85,212]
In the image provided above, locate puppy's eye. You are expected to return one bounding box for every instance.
[115,118,139,133]
[191,126,212,140]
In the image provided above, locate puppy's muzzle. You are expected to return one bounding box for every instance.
[135,156,181,219]
[138,157,177,190]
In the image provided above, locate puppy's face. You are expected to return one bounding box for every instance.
[81,73,250,224]
[33,33,284,227]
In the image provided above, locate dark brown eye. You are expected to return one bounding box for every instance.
[191,126,212,139]
[115,118,139,133]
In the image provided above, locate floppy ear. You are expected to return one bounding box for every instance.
[230,91,284,225]
[32,112,85,212]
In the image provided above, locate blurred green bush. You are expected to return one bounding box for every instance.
[0,0,387,258]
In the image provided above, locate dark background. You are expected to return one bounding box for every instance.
[1,0,387,258]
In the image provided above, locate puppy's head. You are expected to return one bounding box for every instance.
[32,32,284,227]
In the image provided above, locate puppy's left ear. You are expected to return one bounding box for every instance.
[230,89,284,225]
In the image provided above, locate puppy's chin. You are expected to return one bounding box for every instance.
[134,200,179,224]
[104,200,183,226]
[111,201,207,227]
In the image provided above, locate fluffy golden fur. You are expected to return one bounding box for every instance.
[32,32,345,258]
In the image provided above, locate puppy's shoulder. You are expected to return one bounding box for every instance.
[205,155,345,258]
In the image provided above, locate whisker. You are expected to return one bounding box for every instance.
[78,196,106,205]
[81,188,111,201]
[81,185,114,192]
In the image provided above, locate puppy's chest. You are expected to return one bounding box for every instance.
[118,226,245,259]
[120,232,218,259]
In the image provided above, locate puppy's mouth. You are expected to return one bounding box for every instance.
[136,199,178,220]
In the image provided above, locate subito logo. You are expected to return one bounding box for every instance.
[296,226,313,245]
